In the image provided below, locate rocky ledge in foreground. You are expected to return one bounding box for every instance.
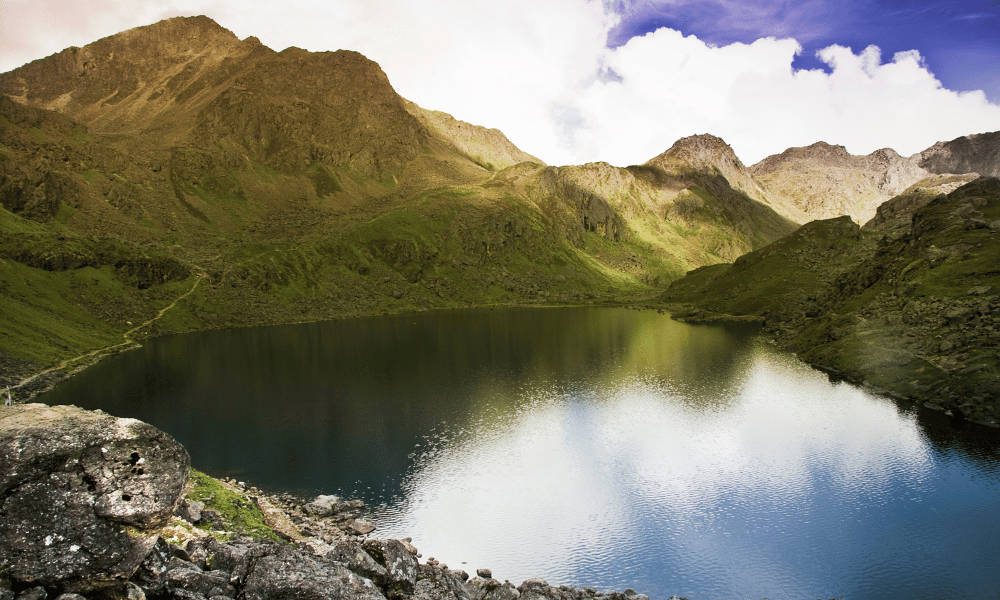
[1,404,667,600]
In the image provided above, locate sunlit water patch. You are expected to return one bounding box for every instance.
[38,307,1000,600]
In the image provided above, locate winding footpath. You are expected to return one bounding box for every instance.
[8,273,206,395]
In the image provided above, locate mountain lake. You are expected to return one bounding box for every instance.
[37,306,1000,600]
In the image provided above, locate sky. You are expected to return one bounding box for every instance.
[1,0,998,167]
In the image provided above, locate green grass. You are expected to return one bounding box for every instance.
[186,469,281,542]
[26,127,49,144]
[308,163,344,196]
[0,260,125,366]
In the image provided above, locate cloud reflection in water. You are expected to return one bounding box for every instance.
[373,341,934,598]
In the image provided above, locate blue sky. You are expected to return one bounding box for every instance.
[607,0,1000,103]
[1,0,998,166]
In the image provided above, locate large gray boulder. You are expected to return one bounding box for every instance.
[243,546,387,600]
[0,404,190,593]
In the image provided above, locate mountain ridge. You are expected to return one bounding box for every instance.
[749,141,933,224]
[1,15,997,406]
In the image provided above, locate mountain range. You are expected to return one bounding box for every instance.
[1,16,998,415]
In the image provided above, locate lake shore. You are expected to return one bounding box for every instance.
[0,401,665,600]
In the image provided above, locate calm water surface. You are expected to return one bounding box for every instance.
[39,307,1000,600]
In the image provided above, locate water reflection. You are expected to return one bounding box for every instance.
[36,307,1000,600]
[371,343,956,599]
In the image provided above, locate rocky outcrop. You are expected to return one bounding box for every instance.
[862,173,980,238]
[915,131,1000,178]
[0,403,190,593]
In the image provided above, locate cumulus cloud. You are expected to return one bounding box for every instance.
[1,0,998,167]
[570,28,1000,165]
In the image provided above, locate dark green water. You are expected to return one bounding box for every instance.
[39,307,1000,600]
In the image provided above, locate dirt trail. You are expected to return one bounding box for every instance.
[7,274,205,395]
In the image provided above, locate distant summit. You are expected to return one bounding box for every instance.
[750,141,930,224]
[644,134,769,206]
[914,131,1000,178]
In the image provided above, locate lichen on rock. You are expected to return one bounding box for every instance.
[0,403,190,592]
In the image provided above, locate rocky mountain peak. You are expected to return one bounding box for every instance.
[644,134,769,206]
[750,140,930,223]
[650,134,745,170]
[0,16,266,139]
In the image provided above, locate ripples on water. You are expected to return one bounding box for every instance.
[38,308,1000,600]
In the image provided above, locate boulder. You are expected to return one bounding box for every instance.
[325,540,389,584]
[0,404,190,592]
[303,495,339,517]
[242,546,387,600]
[347,519,377,536]
[361,539,419,592]
[412,564,472,600]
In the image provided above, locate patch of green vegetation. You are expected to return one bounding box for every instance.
[66,126,93,147]
[308,163,344,196]
[0,142,12,157]
[0,260,125,366]
[186,469,281,542]
[81,169,101,184]
[0,206,49,235]
[26,127,49,144]
[54,202,76,225]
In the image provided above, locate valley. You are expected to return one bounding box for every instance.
[1,15,998,420]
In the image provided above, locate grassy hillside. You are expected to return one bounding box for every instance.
[0,17,802,396]
[663,177,1000,424]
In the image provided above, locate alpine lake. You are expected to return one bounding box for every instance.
[38,306,1000,600]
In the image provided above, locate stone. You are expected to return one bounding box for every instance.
[303,494,339,517]
[132,537,173,596]
[412,565,473,600]
[166,567,235,598]
[361,539,419,592]
[243,546,387,600]
[465,579,520,600]
[346,519,377,536]
[476,569,492,579]
[517,579,548,591]
[0,404,190,592]
[14,588,46,600]
[945,306,974,326]
[325,540,389,584]
[178,499,205,523]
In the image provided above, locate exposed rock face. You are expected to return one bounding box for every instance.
[751,142,931,224]
[915,131,1000,178]
[0,403,190,592]
[863,173,980,238]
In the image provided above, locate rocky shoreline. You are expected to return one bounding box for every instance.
[1,403,670,600]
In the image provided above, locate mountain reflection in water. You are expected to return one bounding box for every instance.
[38,307,1000,600]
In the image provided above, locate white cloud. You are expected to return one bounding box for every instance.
[2,0,998,167]
[576,29,1000,166]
